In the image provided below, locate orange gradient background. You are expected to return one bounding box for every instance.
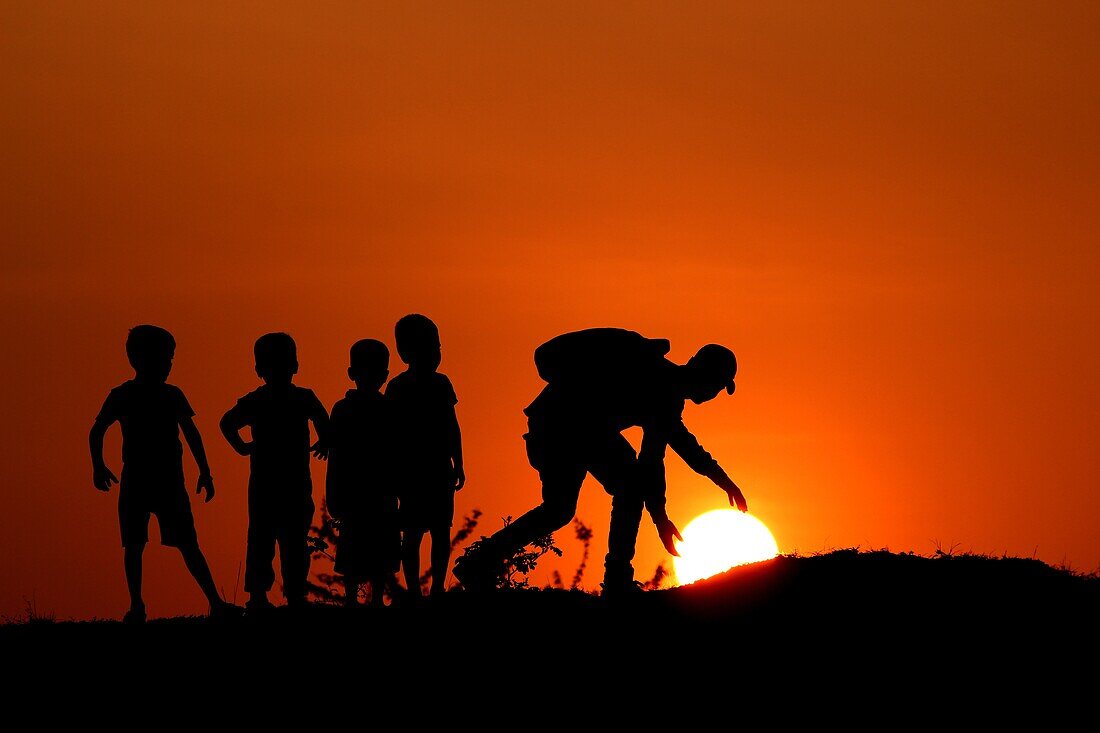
[2,2,1099,619]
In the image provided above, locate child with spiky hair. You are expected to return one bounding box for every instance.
[386,315,465,599]
[327,339,400,607]
[221,332,329,611]
[90,324,238,623]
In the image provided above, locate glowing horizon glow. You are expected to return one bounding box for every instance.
[672,510,779,585]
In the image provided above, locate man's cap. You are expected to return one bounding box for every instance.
[694,344,737,394]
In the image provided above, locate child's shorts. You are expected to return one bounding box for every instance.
[398,484,455,531]
[118,474,197,548]
[336,513,400,577]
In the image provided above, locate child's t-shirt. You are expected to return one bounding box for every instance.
[326,388,393,518]
[96,380,194,480]
[384,370,458,485]
[227,384,326,494]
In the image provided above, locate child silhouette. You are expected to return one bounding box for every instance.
[326,339,401,607]
[89,325,238,623]
[220,332,329,611]
[385,315,465,598]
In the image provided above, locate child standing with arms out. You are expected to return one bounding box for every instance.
[89,325,237,623]
[385,314,465,599]
[220,332,329,611]
[326,339,401,607]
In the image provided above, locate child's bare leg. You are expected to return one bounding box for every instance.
[383,573,400,605]
[124,544,145,612]
[367,574,386,607]
[344,576,360,607]
[178,540,223,608]
[402,529,425,597]
[429,525,451,596]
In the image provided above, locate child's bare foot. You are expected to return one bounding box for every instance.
[122,605,146,625]
[245,595,274,615]
[209,601,244,620]
[286,595,310,608]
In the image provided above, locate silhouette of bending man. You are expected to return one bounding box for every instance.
[455,328,747,594]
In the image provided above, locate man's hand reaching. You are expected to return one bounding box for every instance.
[656,515,683,556]
[724,480,748,513]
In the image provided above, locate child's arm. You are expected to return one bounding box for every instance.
[219,404,253,457]
[447,406,465,490]
[88,417,117,492]
[307,394,330,460]
[180,416,215,503]
[324,406,345,519]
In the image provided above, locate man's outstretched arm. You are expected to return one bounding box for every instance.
[638,427,682,555]
[666,421,748,512]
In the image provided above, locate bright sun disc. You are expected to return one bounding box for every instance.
[672,510,779,585]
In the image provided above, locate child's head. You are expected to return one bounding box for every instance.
[348,339,389,391]
[254,332,298,385]
[394,314,441,371]
[126,325,176,382]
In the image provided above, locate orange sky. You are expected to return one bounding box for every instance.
[2,2,1099,620]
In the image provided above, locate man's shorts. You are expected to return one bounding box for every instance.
[118,472,197,548]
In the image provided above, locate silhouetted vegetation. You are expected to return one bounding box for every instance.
[550,518,594,590]
[642,562,669,590]
[307,505,483,602]
[461,517,563,590]
[305,500,342,604]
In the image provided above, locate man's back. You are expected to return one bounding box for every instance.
[524,327,680,428]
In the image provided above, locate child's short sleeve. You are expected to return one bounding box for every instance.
[438,374,458,406]
[95,388,124,424]
[229,391,258,425]
[171,386,196,420]
[303,388,327,418]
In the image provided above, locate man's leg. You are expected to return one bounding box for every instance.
[605,492,645,589]
[453,429,586,590]
[461,463,585,586]
[589,433,644,589]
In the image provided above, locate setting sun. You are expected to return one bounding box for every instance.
[673,510,779,585]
